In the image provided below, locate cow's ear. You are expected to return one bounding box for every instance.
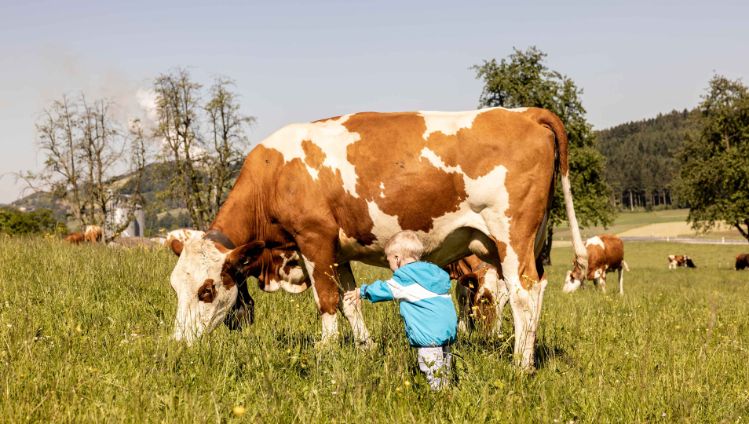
[225,241,266,273]
[170,239,184,256]
[457,273,479,290]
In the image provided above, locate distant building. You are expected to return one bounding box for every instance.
[106,193,145,238]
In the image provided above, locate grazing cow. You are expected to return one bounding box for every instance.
[84,225,103,243]
[168,107,588,369]
[564,234,629,295]
[445,255,506,335]
[64,232,86,244]
[64,226,102,244]
[166,229,205,256]
[736,253,749,270]
[668,254,697,269]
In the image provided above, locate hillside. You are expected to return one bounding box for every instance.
[596,109,701,209]
[11,161,211,233]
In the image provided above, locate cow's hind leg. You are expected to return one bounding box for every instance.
[618,268,624,295]
[486,234,545,370]
[336,263,373,348]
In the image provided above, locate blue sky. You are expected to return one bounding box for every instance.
[1,0,747,202]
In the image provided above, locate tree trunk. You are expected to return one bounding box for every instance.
[736,220,749,243]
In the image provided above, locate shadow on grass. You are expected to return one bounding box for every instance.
[534,342,567,370]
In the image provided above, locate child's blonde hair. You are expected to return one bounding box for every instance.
[384,230,424,260]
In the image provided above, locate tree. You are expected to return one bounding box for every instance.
[0,207,62,236]
[473,47,614,263]
[22,94,147,240]
[675,75,749,242]
[153,69,253,230]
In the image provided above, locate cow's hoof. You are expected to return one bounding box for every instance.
[357,339,376,351]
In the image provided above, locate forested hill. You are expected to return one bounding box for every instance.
[596,108,700,209]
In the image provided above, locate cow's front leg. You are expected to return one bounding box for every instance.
[336,263,373,348]
[297,236,341,345]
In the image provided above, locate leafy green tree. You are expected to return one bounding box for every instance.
[675,75,749,242]
[0,207,62,235]
[474,46,614,263]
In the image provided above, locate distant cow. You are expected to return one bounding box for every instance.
[64,225,102,244]
[736,253,749,270]
[668,254,697,269]
[564,235,629,295]
[64,232,86,244]
[84,225,103,243]
[445,255,507,335]
[165,229,205,256]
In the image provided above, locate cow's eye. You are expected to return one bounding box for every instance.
[197,279,216,303]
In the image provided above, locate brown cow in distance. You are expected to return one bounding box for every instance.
[564,234,629,295]
[63,232,85,244]
[64,225,103,245]
[668,254,696,269]
[445,255,506,335]
[736,253,749,270]
[168,107,589,370]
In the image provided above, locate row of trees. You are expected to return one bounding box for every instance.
[597,109,699,210]
[24,69,253,236]
[0,207,62,236]
[25,51,749,244]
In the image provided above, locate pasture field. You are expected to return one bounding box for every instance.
[1,236,749,422]
[554,208,745,241]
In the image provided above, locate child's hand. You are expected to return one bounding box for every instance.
[343,289,361,306]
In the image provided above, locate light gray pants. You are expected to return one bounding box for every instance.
[417,346,452,390]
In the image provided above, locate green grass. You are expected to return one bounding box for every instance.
[554,209,690,241]
[1,236,749,422]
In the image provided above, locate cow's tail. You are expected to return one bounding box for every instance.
[529,108,588,275]
[621,260,630,272]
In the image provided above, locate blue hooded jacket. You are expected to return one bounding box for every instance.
[359,261,457,347]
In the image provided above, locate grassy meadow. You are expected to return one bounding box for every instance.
[1,235,749,422]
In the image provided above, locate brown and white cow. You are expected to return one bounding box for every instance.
[563,234,628,295]
[169,107,588,369]
[668,254,697,269]
[735,253,749,270]
[84,225,103,243]
[445,255,507,335]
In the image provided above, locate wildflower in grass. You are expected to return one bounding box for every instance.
[232,405,246,417]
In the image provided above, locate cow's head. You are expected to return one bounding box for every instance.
[563,261,585,293]
[457,272,496,330]
[169,238,309,344]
